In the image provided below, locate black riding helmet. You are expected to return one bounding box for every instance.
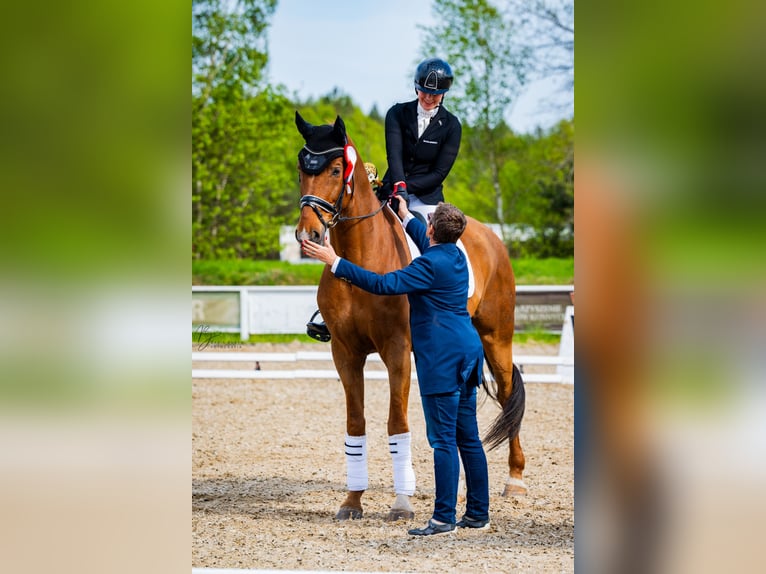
[414,58,454,95]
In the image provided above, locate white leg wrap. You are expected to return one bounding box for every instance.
[506,476,527,488]
[344,434,368,491]
[389,432,416,496]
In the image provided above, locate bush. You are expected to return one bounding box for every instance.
[507,230,574,259]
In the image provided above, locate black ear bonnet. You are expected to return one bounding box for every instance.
[295,112,347,175]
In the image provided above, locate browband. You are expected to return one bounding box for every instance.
[298,145,344,175]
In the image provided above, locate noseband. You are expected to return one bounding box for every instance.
[299,192,345,230]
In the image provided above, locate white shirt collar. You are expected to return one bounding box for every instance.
[417,102,439,118]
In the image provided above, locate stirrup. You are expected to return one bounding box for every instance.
[306,309,331,342]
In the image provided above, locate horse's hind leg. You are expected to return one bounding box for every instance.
[483,340,526,495]
[333,345,368,520]
[504,435,527,495]
[483,341,528,496]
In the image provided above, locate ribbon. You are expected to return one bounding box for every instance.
[343,144,357,195]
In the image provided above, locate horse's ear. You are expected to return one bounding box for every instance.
[295,111,313,140]
[332,115,347,145]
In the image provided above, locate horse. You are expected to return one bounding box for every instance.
[293,112,526,521]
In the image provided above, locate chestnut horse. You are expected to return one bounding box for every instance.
[294,112,526,521]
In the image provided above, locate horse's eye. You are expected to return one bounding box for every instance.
[331,167,341,177]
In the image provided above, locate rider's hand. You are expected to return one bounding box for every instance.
[393,181,407,195]
[390,181,409,218]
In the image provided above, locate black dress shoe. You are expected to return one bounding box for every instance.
[407,519,456,536]
[456,515,491,530]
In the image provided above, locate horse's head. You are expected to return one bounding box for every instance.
[294,112,360,245]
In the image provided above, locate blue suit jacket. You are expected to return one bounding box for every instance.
[334,217,483,395]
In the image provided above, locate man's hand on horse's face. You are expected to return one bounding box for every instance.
[302,239,337,266]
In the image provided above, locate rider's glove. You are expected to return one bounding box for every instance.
[390,181,409,212]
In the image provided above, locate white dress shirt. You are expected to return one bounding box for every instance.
[417,103,438,138]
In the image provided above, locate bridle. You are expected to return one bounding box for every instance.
[298,146,386,232]
[299,186,387,234]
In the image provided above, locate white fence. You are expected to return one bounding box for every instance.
[192,285,574,340]
[192,305,574,384]
[193,349,573,386]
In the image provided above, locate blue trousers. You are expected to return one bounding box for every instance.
[420,383,489,524]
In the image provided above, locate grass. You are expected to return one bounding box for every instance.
[192,257,573,286]
[512,330,562,345]
[193,330,561,346]
[511,257,574,285]
[192,332,320,346]
[192,259,324,286]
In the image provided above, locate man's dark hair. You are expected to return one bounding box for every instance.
[430,202,467,244]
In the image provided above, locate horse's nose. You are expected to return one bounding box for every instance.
[295,228,322,244]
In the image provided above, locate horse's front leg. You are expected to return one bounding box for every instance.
[333,345,368,520]
[380,342,416,521]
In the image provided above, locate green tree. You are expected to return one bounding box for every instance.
[502,119,573,257]
[193,90,299,259]
[192,0,277,102]
[419,0,533,235]
[193,0,300,260]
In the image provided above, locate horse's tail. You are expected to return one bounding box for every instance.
[482,363,526,451]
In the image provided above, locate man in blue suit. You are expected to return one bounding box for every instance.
[302,201,490,536]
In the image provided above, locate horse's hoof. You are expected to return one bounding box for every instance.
[385,509,415,522]
[502,477,528,497]
[335,506,363,520]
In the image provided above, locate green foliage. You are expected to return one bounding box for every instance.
[192,0,277,100]
[193,88,300,259]
[192,0,298,260]
[503,119,574,257]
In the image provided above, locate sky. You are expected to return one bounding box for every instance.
[266,0,570,134]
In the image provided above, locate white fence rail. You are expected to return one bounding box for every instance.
[192,351,574,385]
[192,285,574,340]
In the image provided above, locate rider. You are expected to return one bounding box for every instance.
[378,58,462,224]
